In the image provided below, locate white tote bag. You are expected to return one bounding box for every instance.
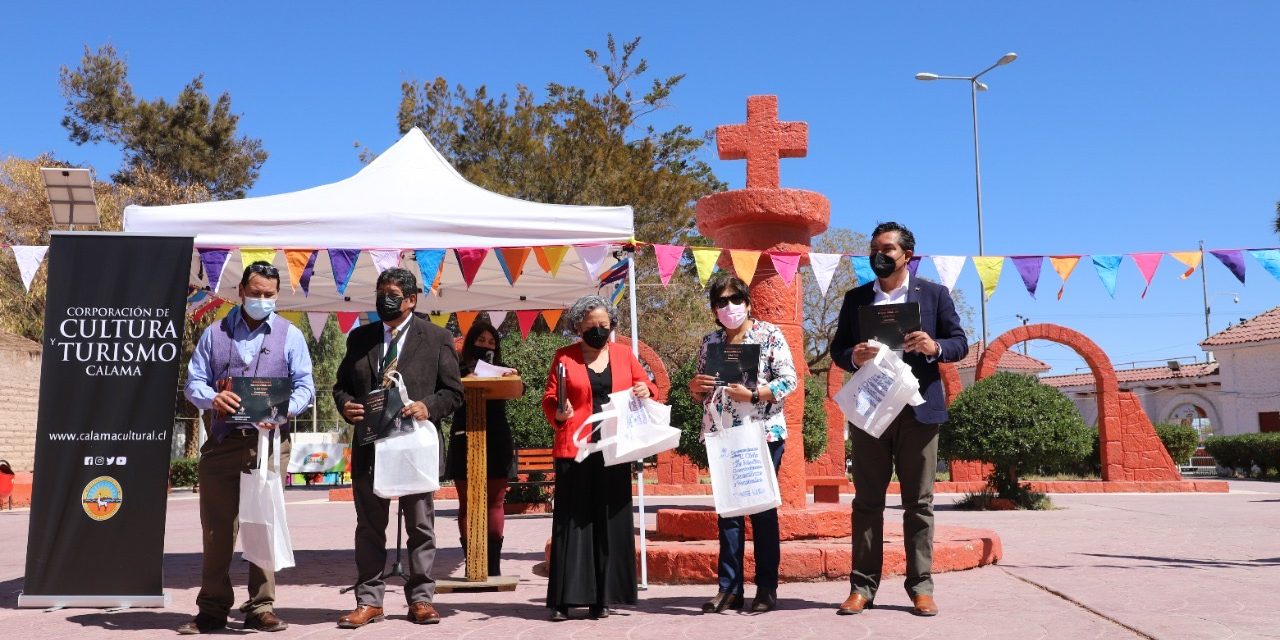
[704,388,782,518]
[239,428,295,572]
[373,372,441,498]
[575,389,680,466]
[833,340,926,439]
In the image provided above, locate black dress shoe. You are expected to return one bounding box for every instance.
[701,592,745,613]
[750,590,777,613]
[589,605,610,619]
[176,614,227,635]
[244,611,288,632]
[550,607,569,622]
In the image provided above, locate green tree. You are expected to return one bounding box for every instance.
[59,44,267,199]
[1154,422,1200,465]
[940,371,1093,507]
[501,331,573,450]
[389,34,725,365]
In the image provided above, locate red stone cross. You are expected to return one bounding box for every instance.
[716,95,808,190]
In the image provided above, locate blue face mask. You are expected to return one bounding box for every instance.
[243,297,276,321]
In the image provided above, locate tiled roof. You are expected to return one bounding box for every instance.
[954,344,1051,372]
[1041,362,1218,389]
[1201,305,1280,347]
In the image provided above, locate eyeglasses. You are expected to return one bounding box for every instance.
[712,293,747,309]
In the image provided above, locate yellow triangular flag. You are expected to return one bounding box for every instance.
[214,301,235,321]
[428,312,451,328]
[279,311,304,326]
[690,247,722,287]
[542,309,564,331]
[1170,251,1202,279]
[1049,256,1081,300]
[729,250,762,285]
[972,256,1005,301]
[456,311,479,337]
[534,245,570,277]
[239,248,277,272]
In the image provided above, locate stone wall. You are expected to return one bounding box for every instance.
[0,332,42,472]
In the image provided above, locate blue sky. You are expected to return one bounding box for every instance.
[3,2,1278,374]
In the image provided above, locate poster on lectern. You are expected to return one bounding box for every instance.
[19,232,192,608]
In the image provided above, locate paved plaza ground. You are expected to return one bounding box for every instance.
[1,480,1277,639]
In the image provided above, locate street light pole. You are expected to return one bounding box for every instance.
[917,52,1018,347]
[1015,314,1030,356]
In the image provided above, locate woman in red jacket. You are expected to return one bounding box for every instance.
[541,295,655,622]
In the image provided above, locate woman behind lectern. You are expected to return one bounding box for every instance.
[446,320,521,576]
[541,295,656,621]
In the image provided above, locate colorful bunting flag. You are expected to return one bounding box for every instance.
[1210,249,1246,284]
[1010,256,1044,298]
[456,310,480,337]
[973,256,1005,301]
[598,257,630,287]
[238,248,277,273]
[285,250,318,295]
[906,256,921,279]
[1091,255,1123,298]
[769,252,801,286]
[729,250,762,285]
[369,249,403,274]
[1050,256,1081,300]
[427,312,450,328]
[328,249,361,295]
[279,311,304,327]
[610,281,627,307]
[306,312,329,342]
[533,245,570,277]
[850,255,874,285]
[10,245,49,292]
[516,309,540,338]
[214,301,234,321]
[808,253,842,295]
[335,312,360,333]
[931,256,965,292]
[1128,252,1163,298]
[496,247,532,285]
[575,245,612,282]
[1169,251,1202,279]
[690,247,721,286]
[199,248,231,292]
[654,244,685,287]
[190,297,224,323]
[454,248,488,289]
[487,311,508,330]
[1248,249,1280,282]
[542,309,564,332]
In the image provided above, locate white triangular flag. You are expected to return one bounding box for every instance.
[369,249,403,274]
[11,246,49,292]
[808,253,842,296]
[931,256,966,292]
[574,245,611,282]
[306,312,329,342]
[487,311,508,330]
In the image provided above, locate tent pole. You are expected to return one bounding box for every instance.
[625,247,648,590]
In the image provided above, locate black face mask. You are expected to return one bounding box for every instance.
[871,252,899,279]
[376,293,405,322]
[582,326,610,349]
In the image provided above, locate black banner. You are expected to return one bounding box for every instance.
[20,233,192,607]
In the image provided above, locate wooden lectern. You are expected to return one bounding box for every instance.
[436,376,523,593]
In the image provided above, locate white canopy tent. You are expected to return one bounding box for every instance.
[123,127,634,313]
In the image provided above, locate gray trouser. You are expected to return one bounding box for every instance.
[351,471,438,606]
[849,409,939,598]
[196,431,276,619]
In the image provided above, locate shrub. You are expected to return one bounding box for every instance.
[1205,433,1280,477]
[1154,423,1200,465]
[801,374,829,461]
[507,471,551,504]
[940,371,1093,507]
[502,332,572,450]
[169,457,199,488]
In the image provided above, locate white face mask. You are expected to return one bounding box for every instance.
[243,297,276,321]
[716,302,749,330]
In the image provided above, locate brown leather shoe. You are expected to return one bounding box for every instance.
[337,605,385,629]
[836,592,873,615]
[176,614,227,635]
[910,594,939,617]
[244,611,288,632]
[409,601,441,625]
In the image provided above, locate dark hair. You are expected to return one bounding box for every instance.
[459,321,502,372]
[871,221,916,253]
[239,261,281,289]
[708,273,751,309]
[376,267,419,295]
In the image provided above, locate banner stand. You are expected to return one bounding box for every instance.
[17,594,170,609]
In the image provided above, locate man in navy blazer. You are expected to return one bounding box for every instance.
[830,222,967,618]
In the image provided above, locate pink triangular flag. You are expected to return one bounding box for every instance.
[306,312,329,342]
[515,309,539,338]
[1129,252,1163,298]
[654,244,685,287]
[487,310,508,330]
[454,248,488,289]
[369,249,404,274]
[768,252,801,285]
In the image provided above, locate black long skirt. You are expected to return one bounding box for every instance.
[546,453,637,608]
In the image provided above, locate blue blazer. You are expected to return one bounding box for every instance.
[830,277,968,425]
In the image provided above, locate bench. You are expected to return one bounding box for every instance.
[514,448,556,486]
[806,475,849,503]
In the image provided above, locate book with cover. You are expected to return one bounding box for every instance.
[857,302,922,351]
[226,377,291,426]
[354,387,407,446]
[703,343,761,389]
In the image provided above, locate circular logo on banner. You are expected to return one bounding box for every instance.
[81,476,123,521]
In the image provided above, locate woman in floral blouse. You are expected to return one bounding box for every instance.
[689,274,798,614]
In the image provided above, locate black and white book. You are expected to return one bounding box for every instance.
[703,343,761,389]
[857,302,922,351]
[354,387,407,446]
[226,377,290,427]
